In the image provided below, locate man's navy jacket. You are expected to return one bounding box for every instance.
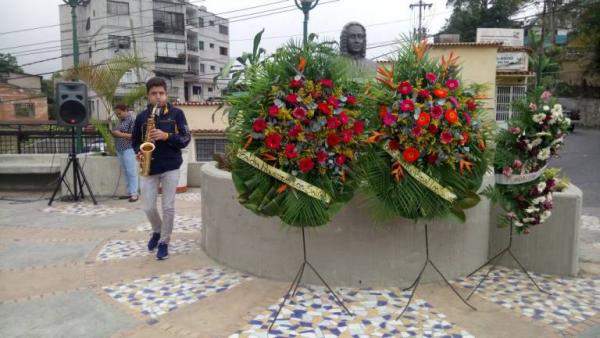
[132,103,191,175]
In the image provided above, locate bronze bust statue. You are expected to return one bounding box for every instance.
[340,22,377,75]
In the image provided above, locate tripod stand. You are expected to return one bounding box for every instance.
[267,224,353,333]
[48,127,97,206]
[464,222,550,300]
[396,223,476,320]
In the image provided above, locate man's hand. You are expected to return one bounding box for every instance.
[149,128,168,141]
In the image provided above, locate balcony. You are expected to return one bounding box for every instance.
[187,43,198,52]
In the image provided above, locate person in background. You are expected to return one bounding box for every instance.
[111,103,139,202]
[131,77,191,260]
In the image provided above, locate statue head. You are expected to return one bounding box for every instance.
[340,22,366,59]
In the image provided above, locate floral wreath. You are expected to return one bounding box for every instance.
[358,41,492,221]
[226,41,367,227]
[489,89,571,234]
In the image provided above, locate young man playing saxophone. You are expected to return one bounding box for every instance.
[132,77,191,260]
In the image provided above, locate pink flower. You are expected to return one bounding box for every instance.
[428,124,439,134]
[400,99,415,112]
[418,89,430,98]
[529,103,538,111]
[268,105,279,117]
[502,166,513,177]
[513,159,522,169]
[346,95,357,105]
[509,127,521,134]
[327,96,340,109]
[425,72,437,83]
[335,154,346,166]
[445,79,459,90]
[292,107,306,119]
[411,126,423,137]
[339,111,349,125]
[449,96,459,107]
[382,113,396,126]
[541,90,552,102]
[463,111,472,125]
[440,130,453,144]
[431,106,443,119]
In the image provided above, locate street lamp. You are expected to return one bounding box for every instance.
[295,0,319,46]
[63,0,90,67]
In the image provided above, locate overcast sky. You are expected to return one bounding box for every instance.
[0,0,456,77]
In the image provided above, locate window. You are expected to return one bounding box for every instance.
[208,86,213,92]
[198,17,204,27]
[219,47,228,56]
[155,40,186,64]
[198,40,204,50]
[496,85,527,121]
[219,25,228,35]
[192,86,202,95]
[85,17,90,31]
[209,20,215,26]
[210,65,216,71]
[200,64,205,73]
[108,35,131,50]
[88,47,92,58]
[196,138,227,161]
[153,10,185,35]
[209,43,214,49]
[107,1,129,15]
[14,103,35,118]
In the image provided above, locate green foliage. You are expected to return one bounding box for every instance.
[90,119,115,155]
[573,0,600,74]
[0,53,23,74]
[441,0,527,42]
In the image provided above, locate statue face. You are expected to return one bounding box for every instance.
[346,25,366,54]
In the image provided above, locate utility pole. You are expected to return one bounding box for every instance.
[537,0,547,87]
[410,0,432,41]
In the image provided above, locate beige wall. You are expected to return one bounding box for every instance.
[428,46,498,121]
[0,85,48,121]
[174,104,229,132]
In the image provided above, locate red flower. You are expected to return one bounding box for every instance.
[339,111,349,125]
[431,105,443,119]
[416,112,431,127]
[327,96,340,109]
[318,102,332,115]
[398,81,413,95]
[317,150,328,164]
[411,126,423,137]
[440,130,453,144]
[268,105,279,117]
[346,95,357,105]
[286,93,298,104]
[252,118,267,132]
[265,133,282,149]
[290,78,303,89]
[335,154,346,166]
[402,147,420,163]
[428,124,439,134]
[445,79,459,90]
[445,109,459,124]
[466,99,477,111]
[400,99,415,112]
[298,157,314,173]
[425,72,437,83]
[341,129,353,143]
[388,139,400,150]
[459,131,470,146]
[418,89,430,98]
[326,133,341,147]
[327,116,341,129]
[292,107,306,120]
[285,143,298,159]
[382,113,396,126]
[426,153,438,165]
[433,88,448,98]
[288,124,303,138]
[353,120,365,135]
[320,79,333,88]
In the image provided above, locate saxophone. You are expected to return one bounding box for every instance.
[139,104,159,176]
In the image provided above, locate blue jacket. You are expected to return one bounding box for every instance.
[132,103,191,175]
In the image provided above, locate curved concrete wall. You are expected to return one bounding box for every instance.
[200,162,494,287]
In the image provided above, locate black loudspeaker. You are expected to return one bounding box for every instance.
[55,81,89,127]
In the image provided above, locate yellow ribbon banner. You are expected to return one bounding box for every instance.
[383,143,457,202]
[237,149,332,204]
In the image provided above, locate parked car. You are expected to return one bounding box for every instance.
[83,141,106,153]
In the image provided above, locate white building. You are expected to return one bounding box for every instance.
[59,0,230,119]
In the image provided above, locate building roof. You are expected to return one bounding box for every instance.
[174,101,223,107]
[499,46,533,53]
[429,42,504,48]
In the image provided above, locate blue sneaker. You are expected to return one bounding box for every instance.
[157,243,169,260]
[147,232,160,251]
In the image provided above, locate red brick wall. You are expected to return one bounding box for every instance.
[0,85,48,121]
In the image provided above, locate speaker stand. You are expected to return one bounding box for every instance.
[48,127,97,206]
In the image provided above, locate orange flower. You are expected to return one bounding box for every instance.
[416,112,431,127]
[432,88,448,98]
[445,109,458,124]
[297,57,307,72]
[402,147,420,163]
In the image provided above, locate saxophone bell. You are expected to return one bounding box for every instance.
[139,104,159,176]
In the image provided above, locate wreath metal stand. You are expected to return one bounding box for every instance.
[396,223,476,320]
[267,224,353,333]
[464,222,551,300]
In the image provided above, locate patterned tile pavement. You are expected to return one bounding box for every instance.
[231,286,474,338]
[176,192,202,202]
[103,267,251,319]
[43,203,130,217]
[96,238,197,261]
[134,215,202,233]
[455,266,600,332]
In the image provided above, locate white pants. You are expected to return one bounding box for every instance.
[140,169,180,244]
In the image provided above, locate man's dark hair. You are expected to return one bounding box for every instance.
[146,77,167,93]
[114,103,128,111]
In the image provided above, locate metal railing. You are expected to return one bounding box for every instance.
[0,122,104,154]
